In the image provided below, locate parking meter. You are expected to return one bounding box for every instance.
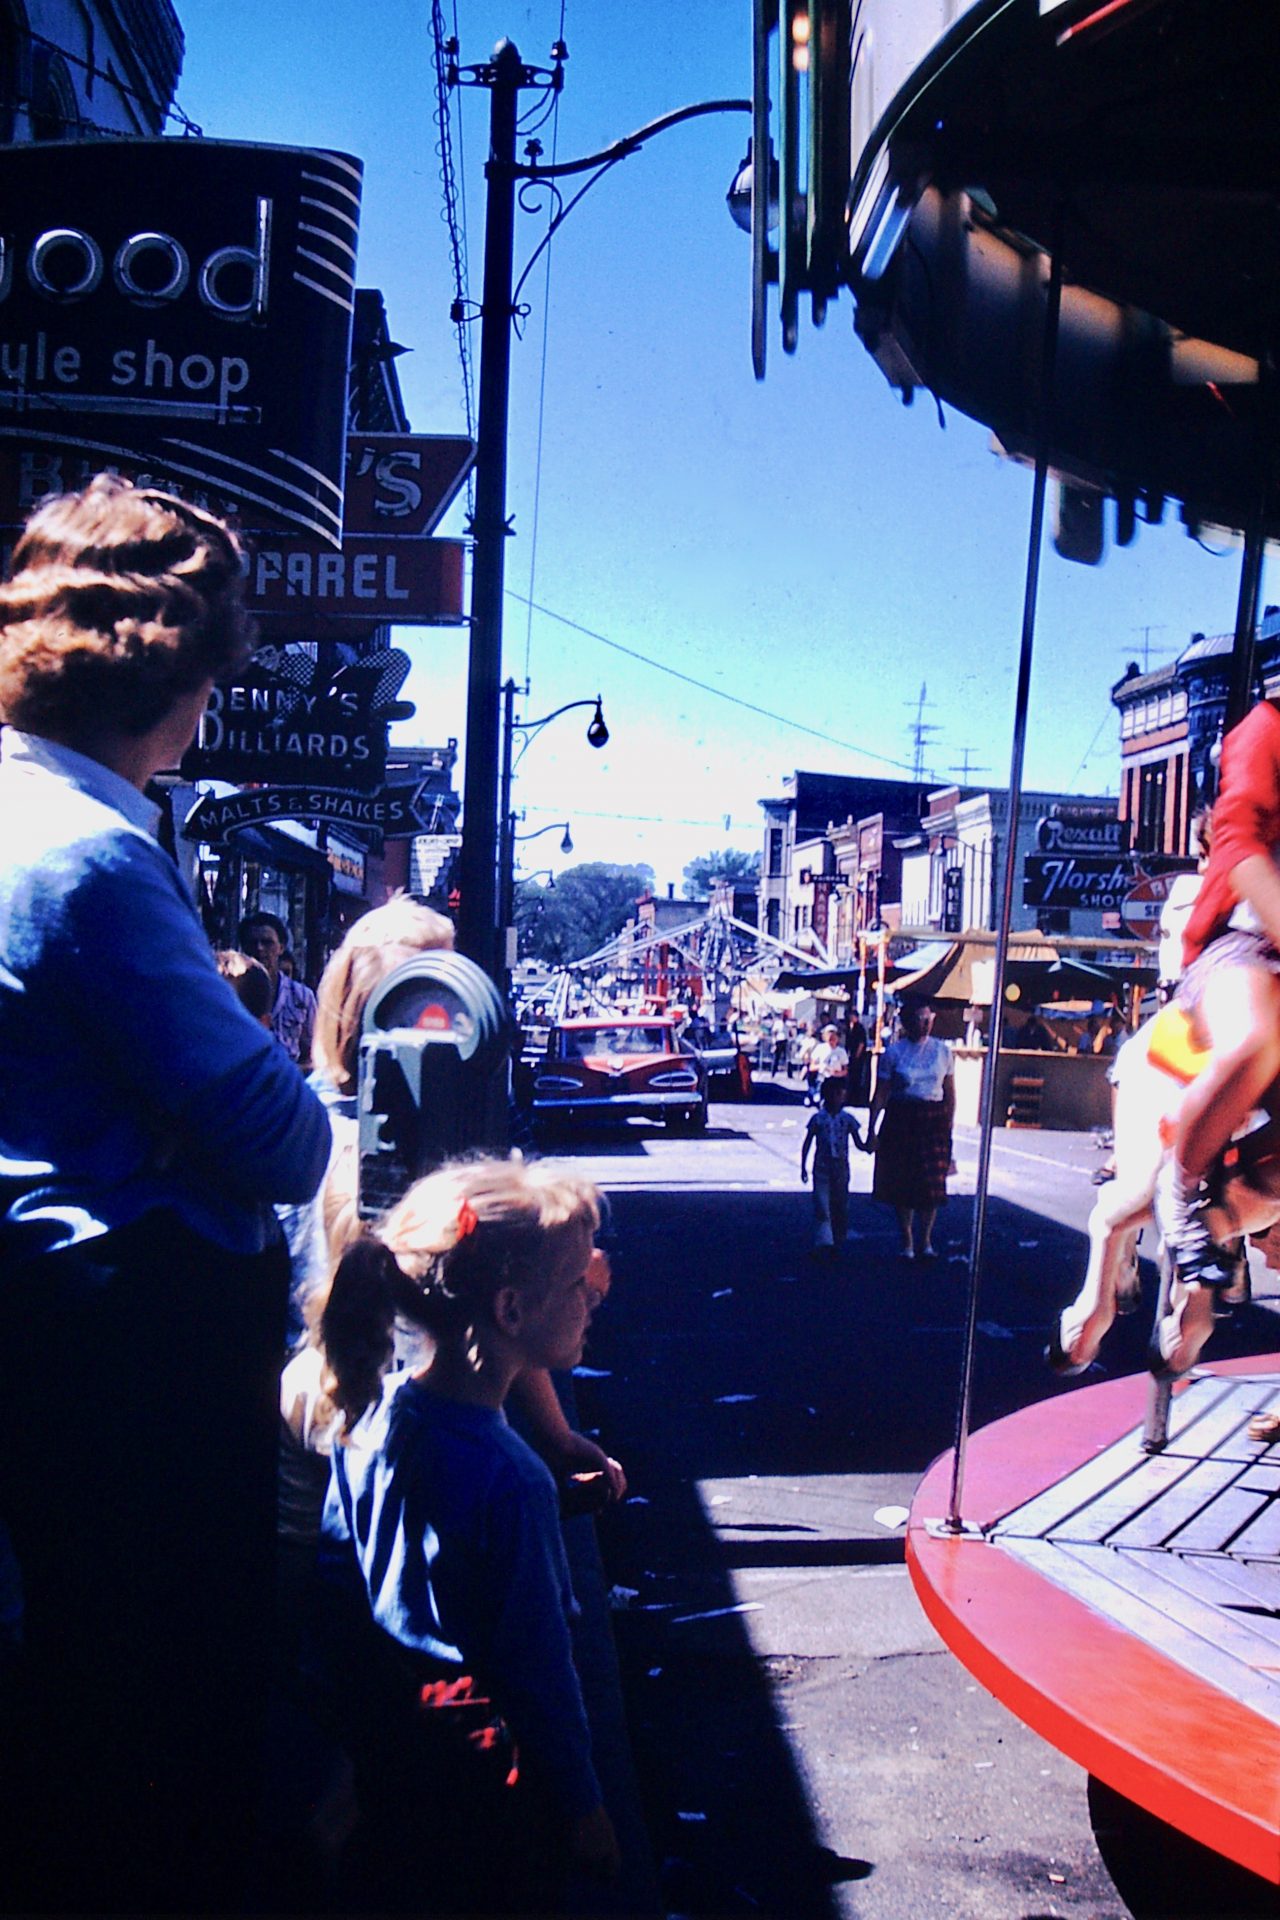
[357,951,511,1217]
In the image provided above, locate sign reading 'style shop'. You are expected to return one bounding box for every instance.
[0,138,361,544]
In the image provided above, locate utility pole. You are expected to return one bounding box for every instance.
[455,41,530,978]
[449,40,746,985]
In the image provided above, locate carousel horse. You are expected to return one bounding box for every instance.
[1048,1004,1280,1383]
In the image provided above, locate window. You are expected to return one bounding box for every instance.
[1135,760,1168,854]
[767,828,784,878]
[563,1026,670,1059]
[30,48,76,141]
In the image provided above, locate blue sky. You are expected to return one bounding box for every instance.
[176,1,1258,892]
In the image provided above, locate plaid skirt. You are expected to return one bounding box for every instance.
[1177,927,1280,1018]
[873,1096,952,1210]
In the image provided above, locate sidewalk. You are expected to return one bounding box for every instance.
[557,1380,664,1918]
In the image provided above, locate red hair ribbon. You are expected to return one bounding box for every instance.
[455,1199,479,1240]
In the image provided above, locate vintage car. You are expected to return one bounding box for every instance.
[531,1014,707,1132]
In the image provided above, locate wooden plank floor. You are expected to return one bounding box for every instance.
[991,1373,1280,1725]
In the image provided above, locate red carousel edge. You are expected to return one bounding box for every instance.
[907,1358,1280,1885]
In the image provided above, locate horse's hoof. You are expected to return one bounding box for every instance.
[1046,1325,1090,1377]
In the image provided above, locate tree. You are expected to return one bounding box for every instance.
[516,862,654,966]
[682,847,761,901]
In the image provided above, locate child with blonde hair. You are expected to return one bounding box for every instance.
[317,1156,619,1912]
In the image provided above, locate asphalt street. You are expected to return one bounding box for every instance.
[542,1075,1280,1920]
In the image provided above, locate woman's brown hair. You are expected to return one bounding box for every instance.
[0,473,254,739]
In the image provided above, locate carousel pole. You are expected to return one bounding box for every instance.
[1224,354,1273,739]
[943,220,1066,1534]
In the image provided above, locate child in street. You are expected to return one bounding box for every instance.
[316,1157,619,1914]
[801,1078,864,1254]
[1155,691,1280,1366]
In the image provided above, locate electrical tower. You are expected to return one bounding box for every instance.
[907,682,942,783]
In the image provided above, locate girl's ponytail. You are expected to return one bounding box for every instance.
[320,1234,429,1429]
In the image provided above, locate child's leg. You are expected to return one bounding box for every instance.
[895,1206,913,1256]
[1178,964,1280,1178]
[831,1178,849,1246]
[1160,962,1280,1284]
[917,1207,939,1255]
[813,1172,834,1248]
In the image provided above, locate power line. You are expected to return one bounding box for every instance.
[430,1,475,444]
[521,3,567,690]
[522,802,762,828]
[505,589,937,780]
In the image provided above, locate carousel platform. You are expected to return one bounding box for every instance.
[908,1357,1280,1884]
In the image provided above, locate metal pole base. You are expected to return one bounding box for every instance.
[924,1516,987,1542]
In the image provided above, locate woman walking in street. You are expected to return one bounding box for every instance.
[867,999,955,1259]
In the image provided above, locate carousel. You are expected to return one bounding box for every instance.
[756,0,1280,1902]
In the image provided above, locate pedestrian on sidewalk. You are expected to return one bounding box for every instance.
[801,1077,864,1254]
[241,908,318,1068]
[317,1158,621,1913]
[0,474,331,1913]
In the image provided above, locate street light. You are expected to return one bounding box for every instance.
[450,38,748,984]
[515,820,574,855]
[498,677,607,986]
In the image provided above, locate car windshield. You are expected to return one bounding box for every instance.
[564,1026,669,1058]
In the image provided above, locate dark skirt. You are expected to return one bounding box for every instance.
[873,1096,952,1210]
[0,1210,288,1913]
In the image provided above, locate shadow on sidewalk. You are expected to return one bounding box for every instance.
[577,1183,1280,1917]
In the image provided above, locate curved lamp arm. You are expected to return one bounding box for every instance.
[512,98,750,309]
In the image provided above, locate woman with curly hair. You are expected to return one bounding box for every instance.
[0,475,330,1911]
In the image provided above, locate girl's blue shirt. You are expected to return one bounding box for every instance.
[323,1372,601,1818]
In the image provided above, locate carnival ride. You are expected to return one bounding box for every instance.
[750,0,1280,1902]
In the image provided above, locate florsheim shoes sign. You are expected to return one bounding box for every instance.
[0,138,360,545]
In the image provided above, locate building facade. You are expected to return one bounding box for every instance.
[1112,608,1280,857]
[0,0,183,144]
[759,769,928,944]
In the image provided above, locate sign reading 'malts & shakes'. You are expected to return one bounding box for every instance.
[0,138,360,545]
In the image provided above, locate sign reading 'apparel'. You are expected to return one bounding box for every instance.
[0,138,360,545]
[244,535,466,624]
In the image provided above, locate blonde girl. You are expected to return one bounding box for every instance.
[316,1157,620,1912]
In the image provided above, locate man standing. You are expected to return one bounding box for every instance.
[240,908,318,1067]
